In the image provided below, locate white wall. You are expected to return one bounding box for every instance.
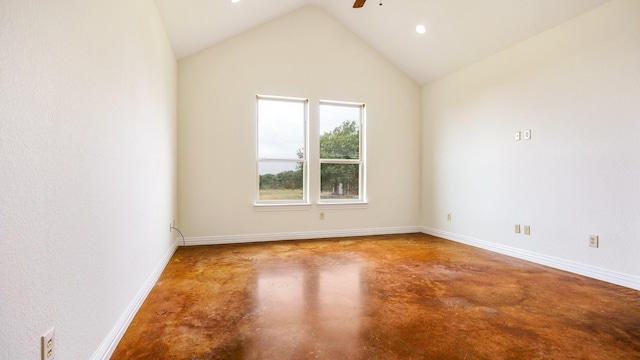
[178,7,421,239]
[422,0,640,285]
[0,1,177,358]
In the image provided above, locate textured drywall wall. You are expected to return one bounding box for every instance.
[422,0,640,278]
[177,7,421,237]
[0,0,177,358]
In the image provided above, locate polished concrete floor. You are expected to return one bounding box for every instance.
[112,234,640,359]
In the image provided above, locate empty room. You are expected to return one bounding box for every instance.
[1,0,639,359]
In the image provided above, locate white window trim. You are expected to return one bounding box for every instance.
[253,203,312,212]
[255,95,309,205]
[317,202,368,210]
[253,97,367,210]
[318,100,366,204]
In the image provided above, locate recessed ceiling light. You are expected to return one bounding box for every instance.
[415,24,426,35]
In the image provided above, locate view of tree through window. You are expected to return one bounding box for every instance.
[319,103,362,200]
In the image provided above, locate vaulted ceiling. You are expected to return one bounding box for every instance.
[154,0,610,85]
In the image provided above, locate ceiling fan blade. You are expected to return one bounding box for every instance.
[353,0,366,8]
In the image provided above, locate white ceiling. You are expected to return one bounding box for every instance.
[154,0,611,85]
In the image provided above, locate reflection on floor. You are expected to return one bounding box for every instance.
[112,233,640,359]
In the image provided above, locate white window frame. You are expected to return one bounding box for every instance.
[318,100,366,205]
[255,95,309,206]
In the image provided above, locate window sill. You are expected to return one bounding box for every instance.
[253,202,368,212]
[253,203,312,212]
[317,202,369,210]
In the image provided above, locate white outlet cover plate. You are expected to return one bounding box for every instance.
[42,327,55,360]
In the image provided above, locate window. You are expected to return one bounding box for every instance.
[256,96,365,206]
[256,96,307,203]
[319,101,364,202]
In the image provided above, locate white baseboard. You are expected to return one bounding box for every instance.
[91,238,179,360]
[421,227,640,291]
[184,226,423,246]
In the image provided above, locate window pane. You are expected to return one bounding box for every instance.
[319,104,360,160]
[259,161,304,201]
[258,98,305,159]
[320,163,359,200]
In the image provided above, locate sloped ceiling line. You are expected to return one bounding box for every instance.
[154,0,611,84]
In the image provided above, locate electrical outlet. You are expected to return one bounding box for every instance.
[447,213,451,221]
[320,212,325,220]
[41,327,55,360]
[524,129,531,140]
[589,235,599,248]
[515,131,521,141]
[515,224,521,234]
[524,225,530,235]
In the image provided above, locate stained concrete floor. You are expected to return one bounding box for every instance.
[112,234,640,359]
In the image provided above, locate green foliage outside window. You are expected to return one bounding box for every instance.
[258,120,360,199]
[319,120,359,198]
